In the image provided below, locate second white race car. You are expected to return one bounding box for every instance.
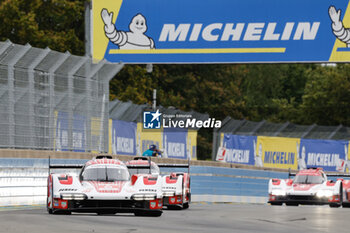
[268,168,344,207]
[125,157,191,210]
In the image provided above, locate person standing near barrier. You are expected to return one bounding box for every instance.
[142,144,162,157]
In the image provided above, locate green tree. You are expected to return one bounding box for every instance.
[300,64,350,126]
[0,0,85,55]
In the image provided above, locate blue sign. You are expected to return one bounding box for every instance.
[299,139,349,172]
[111,120,137,155]
[93,0,350,63]
[223,134,256,165]
[56,112,86,152]
[143,110,162,129]
[163,128,188,159]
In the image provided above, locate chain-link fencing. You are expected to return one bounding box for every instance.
[0,41,123,152]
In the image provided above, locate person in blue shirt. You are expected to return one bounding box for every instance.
[142,144,161,157]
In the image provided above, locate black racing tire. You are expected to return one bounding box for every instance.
[148,211,162,217]
[342,203,350,208]
[331,183,344,208]
[47,177,53,214]
[270,202,283,206]
[182,202,189,209]
[52,210,72,215]
[286,203,299,206]
[167,205,182,210]
[134,211,162,217]
[330,203,341,208]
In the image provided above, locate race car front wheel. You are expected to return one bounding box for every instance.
[134,211,162,217]
[342,203,350,208]
[270,202,283,206]
[47,177,53,214]
[330,185,343,208]
[183,202,189,209]
[286,203,299,206]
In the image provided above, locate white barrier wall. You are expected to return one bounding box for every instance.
[0,158,288,206]
[0,167,47,206]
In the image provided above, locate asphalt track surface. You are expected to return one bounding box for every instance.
[0,203,349,233]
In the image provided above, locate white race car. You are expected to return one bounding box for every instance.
[47,156,163,216]
[125,157,191,210]
[268,168,343,207]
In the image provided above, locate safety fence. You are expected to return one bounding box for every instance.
[0,158,288,206]
[0,41,123,153]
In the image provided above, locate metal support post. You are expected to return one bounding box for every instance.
[27,48,50,148]
[85,60,106,152]
[48,52,70,150]
[67,57,88,151]
[7,44,31,148]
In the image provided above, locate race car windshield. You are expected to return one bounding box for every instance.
[128,164,160,176]
[294,175,324,184]
[81,166,130,182]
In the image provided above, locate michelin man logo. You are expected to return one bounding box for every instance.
[298,145,307,170]
[329,6,350,47]
[254,141,263,167]
[101,9,155,49]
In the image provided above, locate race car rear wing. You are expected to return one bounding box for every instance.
[49,164,84,169]
[127,157,190,174]
[288,168,350,178]
[48,155,114,171]
[48,156,84,175]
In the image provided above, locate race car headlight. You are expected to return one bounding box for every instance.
[61,193,87,200]
[271,190,286,196]
[132,194,144,201]
[316,190,333,198]
[132,194,157,201]
[163,191,175,197]
[144,194,157,200]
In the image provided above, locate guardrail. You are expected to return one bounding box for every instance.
[0,158,289,206]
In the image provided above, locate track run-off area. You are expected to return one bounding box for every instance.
[0,203,349,233]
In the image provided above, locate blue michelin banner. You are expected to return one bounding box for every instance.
[299,139,349,172]
[93,0,350,63]
[223,134,256,165]
[111,120,136,155]
[56,112,86,152]
[163,128,188,159]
